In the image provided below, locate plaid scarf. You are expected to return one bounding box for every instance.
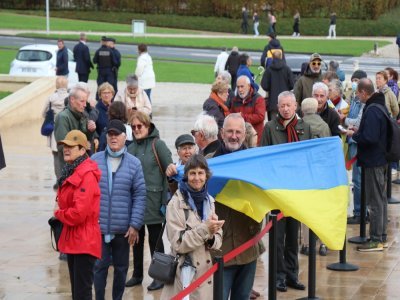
[278,114,299,143]
[57,155,87,188]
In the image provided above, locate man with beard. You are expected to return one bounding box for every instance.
[261,91,311,292]
[312,82,341,137]
[230,76,266,145]
[294,53,323,105]
[212,113,263,300]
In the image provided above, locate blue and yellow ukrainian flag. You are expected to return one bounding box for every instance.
[203,137,349,250]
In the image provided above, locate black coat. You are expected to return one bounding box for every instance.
[56,47,69,76]
[261,59,294,112]
[225,51,240,77]
[319,104,341,137]
[73,41,93,75]
[0,134,5,170]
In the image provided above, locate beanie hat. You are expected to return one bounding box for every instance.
[351,70,367,81]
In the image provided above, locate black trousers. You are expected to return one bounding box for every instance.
[132,223,164,278]
[276,216,299,282]
[67,253,96,300]
[78,73,89,83]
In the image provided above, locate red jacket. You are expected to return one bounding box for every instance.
[55,158,102,259]
[230,88,266,145]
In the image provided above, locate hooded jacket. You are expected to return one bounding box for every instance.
[261,59,294,112]
[55,158,102,258]
[127,124,173,224]
[293,65,322,104]
[260,38,285,68]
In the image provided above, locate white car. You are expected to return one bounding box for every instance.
[9,44,78,86]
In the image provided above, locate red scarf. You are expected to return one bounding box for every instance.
[210,92,230,116]
[331,96,341,107]
[278,114,299,143]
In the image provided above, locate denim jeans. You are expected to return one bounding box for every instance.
[144,89,152,103]
[222,260,257,300]
[365,166,387,242]
[94,234,130,300]
[348,143,361,216]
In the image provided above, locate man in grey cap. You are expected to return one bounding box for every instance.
[92,119,146,300]
[294,53,323,105]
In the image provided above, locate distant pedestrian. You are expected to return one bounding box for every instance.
[241,7,249,34]
[327,12,336,39]
[225,46,240,90]
[214,48,229,77]
[271,12,277,33]
[135,44,156,102]
[253,12,260,36]
[260,32,285,69]
[292,10,300,37]
[108,38,121,94]
[267,12,274,34]
[56,39,69,76]
[73,33,94,82]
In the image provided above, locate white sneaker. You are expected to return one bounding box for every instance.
[297,33,300,37]
[391,169,398,177]
[292,33,296,37]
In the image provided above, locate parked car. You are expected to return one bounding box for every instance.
[285,54,328,83]
[9,44,78,86]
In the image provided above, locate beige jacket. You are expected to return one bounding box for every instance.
[161,190,222,300]
[42,88,68,152]
[382,87,399,117]
[114,87,152,115]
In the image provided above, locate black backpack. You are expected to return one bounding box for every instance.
[368,103,400,162]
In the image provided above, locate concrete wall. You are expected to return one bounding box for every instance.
[0,75,56,129]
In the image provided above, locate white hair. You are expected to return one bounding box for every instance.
[277,91,296,104]
[237,75,251,85]
[70,82,90,98]
[312,82,329,95]
[193,113,219,140]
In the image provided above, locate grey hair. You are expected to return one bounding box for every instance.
[277,91,296,104]
[301,97,318,115]
[312,82,329,95]
[223,113,245,130]
[218,70,232,84]
[126,74,139,87]
[193,113,219,140]
[237,75,251,85]
[328,79,343,96]
[69,82,90,98]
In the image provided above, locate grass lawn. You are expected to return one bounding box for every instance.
[0,91,12,101]
[18,33,389,56]
[0,11,201,34]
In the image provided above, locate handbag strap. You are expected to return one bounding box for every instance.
[154,208,189,252]
[152,138,165,177]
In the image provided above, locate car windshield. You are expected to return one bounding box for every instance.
[16,50,52,62]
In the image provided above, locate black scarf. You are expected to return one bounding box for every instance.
[57,155,87,188]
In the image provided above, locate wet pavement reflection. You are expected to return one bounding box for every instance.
[1,82,400,299]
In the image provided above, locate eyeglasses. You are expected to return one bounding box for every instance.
[131,124,143,131]
[311,61,321,66]
[191,130,198,136]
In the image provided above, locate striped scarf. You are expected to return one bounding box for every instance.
[278,114,299,143]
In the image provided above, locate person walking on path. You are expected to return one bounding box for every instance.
[56,39,69,76]
[327,12,337,39]
[225,47,240,91]
[253,12,260,36]
[73,33,94,83]
[135,44,156,102]
[241,7,249,34]
[214,48,229,78]
[292,10,300,37]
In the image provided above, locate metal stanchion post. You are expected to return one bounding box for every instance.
[327,236,359,271]
[213,256,224,300]
[298,230,319,300]
[348,166,368,244]
[268,213,277,300]
[387,164,400,204]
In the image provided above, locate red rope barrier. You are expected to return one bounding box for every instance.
[171,212,284,300]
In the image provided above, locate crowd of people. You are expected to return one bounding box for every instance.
[45,30,400,300]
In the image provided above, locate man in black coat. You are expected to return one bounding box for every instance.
[56,39,69,76]
[108,38,121,94]
[225,46,240,91]
[73,33,94,83]
[93,36,116,91]
[261,51,294,120]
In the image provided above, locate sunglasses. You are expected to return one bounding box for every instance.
[311,61,321,66]
[191,130,198,136]
[131,124,143,131]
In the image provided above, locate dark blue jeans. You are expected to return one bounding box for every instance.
[94,234,130,300]
[349,143,362,216]
[222,259,257,300]
[144,89,152,103]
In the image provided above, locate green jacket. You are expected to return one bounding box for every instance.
[293,66,322,105]
[127,124,172,224]
[261,117,312,146]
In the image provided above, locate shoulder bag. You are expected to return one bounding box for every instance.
[48,216,63,252]
[41,102,55,136]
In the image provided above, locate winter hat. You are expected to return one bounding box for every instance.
[351,70,367,81]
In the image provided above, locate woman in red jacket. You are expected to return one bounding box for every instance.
[54,130,102,300]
